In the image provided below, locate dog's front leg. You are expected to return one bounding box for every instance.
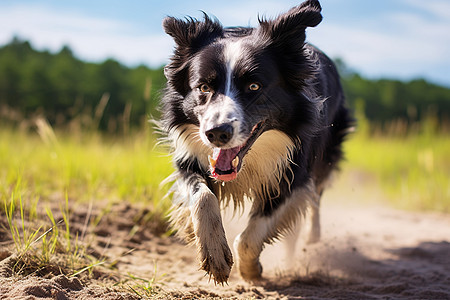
[234,180,317,281]
[185,174,233,284]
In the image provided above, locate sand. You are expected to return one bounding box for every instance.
[1,185,449,299]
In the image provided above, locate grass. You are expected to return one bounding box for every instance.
[0,120,173,208]
[1,119,448,216]
[124,262,167,297]
[4,190,42,256]
[342,128,450,212]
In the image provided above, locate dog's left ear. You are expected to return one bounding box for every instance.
[258,0,322,47]
[258,0,322,89]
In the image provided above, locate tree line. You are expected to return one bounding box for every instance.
[1,38,449,133]
[0,38,165,132]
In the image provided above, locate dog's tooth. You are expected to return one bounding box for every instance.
[208,155,216,167]
[232,156,239,168]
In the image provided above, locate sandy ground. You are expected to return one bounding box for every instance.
[1,179,450,299]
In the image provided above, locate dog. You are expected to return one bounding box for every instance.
[159,0,353,284]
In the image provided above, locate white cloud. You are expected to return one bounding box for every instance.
[0,4,173,67]
[309,18,445,65]
[0,0,305,67]
[208,0,294,25]
[164,0,295,26]
[404,0,450,20]
[307,1,450,83]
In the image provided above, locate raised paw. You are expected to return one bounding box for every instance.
[198,237,234,284]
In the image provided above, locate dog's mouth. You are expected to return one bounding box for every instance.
[208,121,266,182]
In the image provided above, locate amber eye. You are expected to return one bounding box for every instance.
[249,83,260,91]
[199,84,211,93]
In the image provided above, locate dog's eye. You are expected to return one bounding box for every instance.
[248,83,260,91]
[199,84,211,93]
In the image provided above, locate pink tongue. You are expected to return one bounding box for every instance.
[213,147,240,170]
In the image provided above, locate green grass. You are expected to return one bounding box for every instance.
[4,190,42,256]
[124,263,166,297]
[343,130,450,212]
[1,121,448,216]
[0,121,173,209]
[0,122,173,284]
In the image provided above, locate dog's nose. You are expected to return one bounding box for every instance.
[205,124,233,147]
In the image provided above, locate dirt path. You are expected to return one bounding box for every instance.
[149,202,450,299]
[1,184,450,299]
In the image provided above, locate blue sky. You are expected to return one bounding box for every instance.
[1,0,449,87]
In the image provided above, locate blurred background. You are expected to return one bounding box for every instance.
[0,0,449,212]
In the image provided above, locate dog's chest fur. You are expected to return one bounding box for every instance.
[168,124,297,205]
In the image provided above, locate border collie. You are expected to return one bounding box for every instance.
[160,0,353,284]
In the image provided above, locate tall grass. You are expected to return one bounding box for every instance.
[343,129,450,212]
[1,119,448,216]
[0,120,173,210]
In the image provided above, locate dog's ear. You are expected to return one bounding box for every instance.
[163,14,223,95]
[163,14,223,53]
[259,0,322,46]
[258,0,322,89]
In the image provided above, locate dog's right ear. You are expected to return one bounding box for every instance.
[258,0,322,47]
[163,15,223,95]
[257,0,322,89]
[163,14,223,53]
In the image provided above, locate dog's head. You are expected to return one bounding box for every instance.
[163,0,322,181]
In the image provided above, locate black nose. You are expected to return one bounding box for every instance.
[205,124,233,147]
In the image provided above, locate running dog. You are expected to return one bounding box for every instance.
[159,0,353,284]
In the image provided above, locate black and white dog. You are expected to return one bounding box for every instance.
[160,0,353,284]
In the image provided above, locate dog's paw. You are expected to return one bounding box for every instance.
[236,258,263,282]
[199,237,234,285]
[234,233,264,281]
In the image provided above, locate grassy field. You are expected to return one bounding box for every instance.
[1,120,448,215]
[0,120,449,291]
[0,120,173,209]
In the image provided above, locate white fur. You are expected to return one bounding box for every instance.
[199,94,244,149]
[168,124,211,170]
[216,40,245,147]
[190,183,233,283]
[217,129,296,207]
[169,173,233,283]
[224,40,243,97]
[167,123,297,208]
